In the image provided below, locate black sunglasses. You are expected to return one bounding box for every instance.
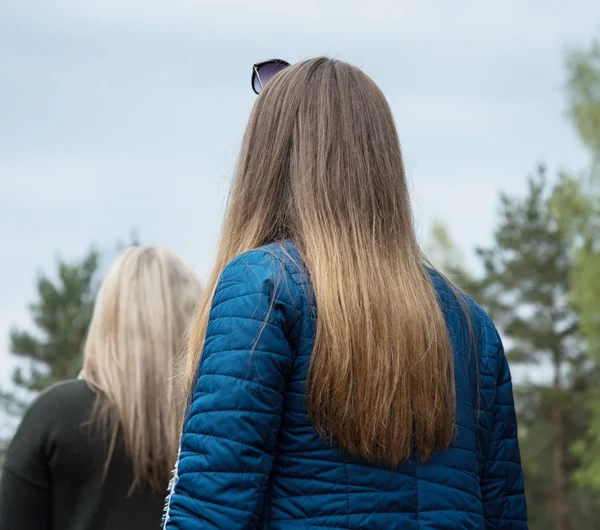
[251,59,290,94]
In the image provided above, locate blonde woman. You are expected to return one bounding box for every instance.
[0,247,200,530]
[164,58,528,529]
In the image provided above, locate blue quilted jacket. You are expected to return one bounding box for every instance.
[164,242,527,529]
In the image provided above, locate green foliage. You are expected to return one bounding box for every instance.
[8,250,99,394]
[550,173,600,356]
[0,249,99,465]
[476,168,594,529]
[476,167,581,366]
[429,167,600,528]
[564,35,600,493]
[0,440,6,468]
[573,247,600,355]
[571,229,600,489]
[564,35,600,362]
[0,232,140,466]
[516,382,600,530]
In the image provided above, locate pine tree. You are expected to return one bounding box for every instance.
[0,249,99,464]
[475,167,599,530]
[429,168,600,528]
[2,231,141,408]
[0,233,142,468]
[6,250,98,394]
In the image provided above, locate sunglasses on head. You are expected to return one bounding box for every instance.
[251,59,290,94]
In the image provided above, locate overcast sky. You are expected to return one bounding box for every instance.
[1,0,599,387]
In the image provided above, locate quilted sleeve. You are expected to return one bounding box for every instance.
[164,249,302,530]
[480,330,528,529]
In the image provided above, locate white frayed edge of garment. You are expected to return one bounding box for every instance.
[162,446,181,529]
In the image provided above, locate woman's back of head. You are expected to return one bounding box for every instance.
[188,58,456,466]
[82,246,201,492]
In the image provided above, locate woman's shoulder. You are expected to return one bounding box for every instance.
[221,241,308,294]
[215,242,310,320]
[20,379,95,429]
[428,269,502,358]
[225,241,303,271]
[4,380,95,472]
[30,379,94,408]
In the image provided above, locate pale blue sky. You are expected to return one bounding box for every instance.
[1,0,598,389]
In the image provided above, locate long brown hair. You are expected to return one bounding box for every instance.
[81,247,201,492]
[186,58,456,465]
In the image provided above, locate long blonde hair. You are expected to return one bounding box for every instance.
[187,58,455,465]
[81,246,201,491]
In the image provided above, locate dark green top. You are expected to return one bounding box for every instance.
[0,379,167,530]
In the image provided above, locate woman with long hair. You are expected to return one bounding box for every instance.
[0,247,201,530]
[164,58,528,529]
